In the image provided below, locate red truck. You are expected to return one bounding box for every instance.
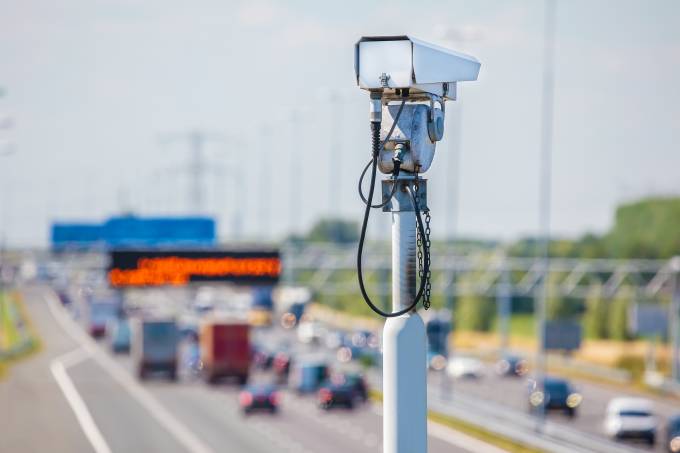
[200,320,250,385]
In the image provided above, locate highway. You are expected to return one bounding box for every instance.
[0,285,488,453]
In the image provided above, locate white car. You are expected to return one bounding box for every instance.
[604,397,657,445]
[297,321,326,344]
[446,356,484,379]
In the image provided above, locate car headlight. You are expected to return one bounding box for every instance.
[530,391,544,407]
[430,354,447,371]
[670,436,680,452]
[566,393,582,408]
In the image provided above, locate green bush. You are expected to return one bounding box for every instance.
[583,284,609,339]
[456,293,495,332]
[608,287,633,341]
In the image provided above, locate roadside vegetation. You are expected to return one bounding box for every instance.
[294,196,680,388]
[0,291,41,378]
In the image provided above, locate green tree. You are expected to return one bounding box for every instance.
[583,284,608,339]
[455,274,495,332]
[456,293,495,332]
[608,287,633,341]
[306,218,359,244]
[606,197,680,259]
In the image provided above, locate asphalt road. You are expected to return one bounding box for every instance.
[426,355,679,452]
[0,285,483,453]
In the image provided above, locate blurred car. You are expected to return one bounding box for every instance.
[239,384,280,415]
[272,351,292,383]
[495,354,528,377]
[287,302,306,324]
[318,380,356,410]
[87,300,120,338]
[291,362,329,393]
[342,372,368,403]
[181,340,203,379]
[604,397,657,445]
[56,290,71,306]
[666,414,680,452]
[447,356,484,379]
[427,350,448,371]
[324,330,348,350]
[297,321,326,344]
[252,343,275,370]
[108,318,131,353]
[528,376,581,418]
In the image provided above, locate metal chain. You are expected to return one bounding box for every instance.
[414,178,432,310]
[423,208,432,309]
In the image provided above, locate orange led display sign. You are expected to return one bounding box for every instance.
[108,250,281,287]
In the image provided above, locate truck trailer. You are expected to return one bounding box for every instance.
[200,320,250,384]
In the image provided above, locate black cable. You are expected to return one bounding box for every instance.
[357,100,406,208]
[356,123,430,318]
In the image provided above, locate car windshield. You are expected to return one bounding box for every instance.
[545,381,569,395]
[619,410,651,417]
[301,366,325,382]
[670,418,680,431]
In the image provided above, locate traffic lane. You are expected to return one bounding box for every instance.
[107,341,474,453]
[109,351,375,453]
[203,321,667,452]
[435,368,663,452]
[67,358,188,453]
[0,286,95,453]
[141,382,278,453]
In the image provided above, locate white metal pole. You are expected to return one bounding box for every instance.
[383,179,428,453]
[498,266,511,353]
[536,0,557,432]
[670,260,680,383]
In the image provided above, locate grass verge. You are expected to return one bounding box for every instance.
[0,291,42,379]
[369,390,545,453]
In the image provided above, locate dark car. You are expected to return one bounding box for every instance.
[667,415,680,453]
[343,372,368,403]
[318,381,356,410]
[252,344,275,370]
[291,362,329,394]
[239,384,279,415]
[496,354,528,377]
[528,376,582,418]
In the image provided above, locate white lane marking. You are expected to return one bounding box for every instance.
[50,348,113,453]
[46,290,214,453]
[428,421,509,453]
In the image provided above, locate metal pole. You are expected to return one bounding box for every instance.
[232,172,243,241]
[535,0,557,432]
[498,265,511,353]
[189,131,205,213]
[441,270,455,401]
[289,111,301,235]
[329,93,343,214]
[670,259,680,383]
[258,124,272,240]
[383,176,427,453]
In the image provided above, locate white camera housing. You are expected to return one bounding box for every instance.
[355,35,480,100]
[379,103,438,174]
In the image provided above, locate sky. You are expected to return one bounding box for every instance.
[1,0,679,247]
